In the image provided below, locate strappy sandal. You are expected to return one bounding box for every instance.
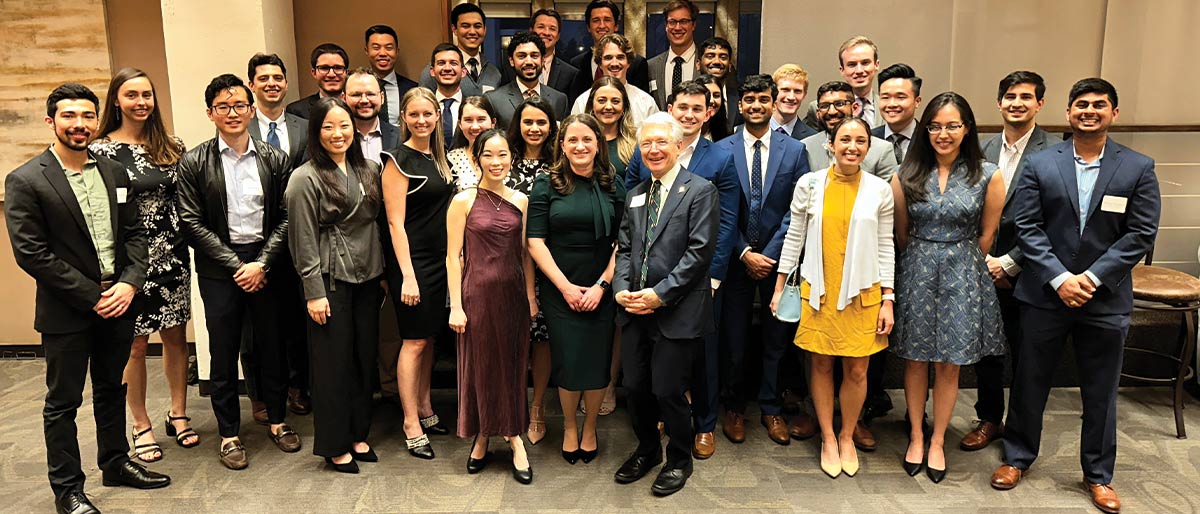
[405,433,435,460]
[130,426,162,463]
[419,414,450,435]
[599,384,617,416]
[527,405,546,445]
[165,411,200,448]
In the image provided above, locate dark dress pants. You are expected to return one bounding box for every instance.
[720,259,790,416]
[1003,304,1128,485]
[197,243,286,438]
[623,316,695,470]
[308,276,381,457]
[691,288,722,433]
[973,287,1023,423]
[42,314,135,500]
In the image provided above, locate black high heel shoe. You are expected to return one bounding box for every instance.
[903,433,924,477]
[406,434,435,460]
[325,456,359,474]
[926,464,947,483]
[420,414,450,436]
[467,435,489,474]
[512,463,533,484]
[562,448,581,465]
[352,446,378,462]
[579,448,598,463]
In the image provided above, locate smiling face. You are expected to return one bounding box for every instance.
[816,90,854,132]
[699,46,731,80]
[599,43,629,81]
[116,76,155,124]
[774,77,806,120]
[519,105,551,150]
[561,121,599,173]
[587,7,617,41]
[590,85,625,128]
[430,49,464,88]
[510,42,544,84]
[639,123,682,177]
[532,14,560,53]
[665,7,695,48]
[703,82,723,113]
[668,92,709,139]
[739,89,775,128]
[476,134,512,185]
[311,53,347,95]
[831,121,870,170]
[999,82,1043,127]
[207,86,254,138]
[838,44,878,92]
[47,98,98,151]
[453,12,486,53]
[342,74,382,122]
[1067,92,1117,135]
[250,64,288,107]
[366,33,397,75]
[928,104,967,159]
[879,77,919,130]
[458,103,493,145]
[402,96,439,140]
[319,106,354,159]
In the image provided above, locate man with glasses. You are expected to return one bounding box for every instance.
[287,43,349,120]
[501,9,579,95]
[364,25,418,127]
[801,81,897,181]
[178,74,301,471]
[343,67,398,164]
[647,0,699,110]
[804,36,882,131]
[420,3,501,93]
[568,0,651,99]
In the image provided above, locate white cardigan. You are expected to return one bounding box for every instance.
[777,166,895,311]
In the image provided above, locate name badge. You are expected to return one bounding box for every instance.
[629,193,647,208]
[1100,195,1128,214]
[481,85,495,94]
[649,79,658,92]
[116,187,128,204]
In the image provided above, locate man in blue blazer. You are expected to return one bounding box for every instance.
[991,79,1160,514]
[715,75,812,446]
[626,81,739,458]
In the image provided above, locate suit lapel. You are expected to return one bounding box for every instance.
[1086,141,1123,223]
[730,132,751,204]
[97,159,120,239]
[1055,148,1081,223]
[690,138,711,176]
[40,151,89,236]
[1002,128,1048,206]
[648,173,691,249]
[761,131,787,200]
[287,114,306,157]
[248,116,262,139]
[251,141,273,230]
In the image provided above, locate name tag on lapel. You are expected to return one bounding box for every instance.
[1100,195,1128,213]
[116,187,128,204]
[481,85,495,94]
[649,79,658,92]
[629,193,647,208]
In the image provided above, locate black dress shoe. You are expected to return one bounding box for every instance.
[352,447,378,462]
[325,456,360,474]
[562,448,580,465]
[405,434,435,460]
[55,491,99,514]
[651,465,693,496]
[862,393,893,422]
[420,415,450,435]
[512,463,533,485]
[101,460,170,489]
[467,452,490,474]
[579,447,598,464]
[902,458,923,477]
[926,465,947,483]
[614,452,663,484]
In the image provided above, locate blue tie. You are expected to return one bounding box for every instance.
[748,140,763,246]
[442,98,455,146]
[267,121,281,150]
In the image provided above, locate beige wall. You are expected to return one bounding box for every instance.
[104,0,175,132]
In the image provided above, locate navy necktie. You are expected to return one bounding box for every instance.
[640,179,663,289]
[748,140,763,246]
[671,56,684,94]
[267,121,281,150]
[468,58,479,83]
[442,98,455,145]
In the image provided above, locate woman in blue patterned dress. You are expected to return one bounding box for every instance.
[890,92,1005,483]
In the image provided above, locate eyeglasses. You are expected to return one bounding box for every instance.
[926,123,966,134]
[346,92,380,101]
[211,104,251,116]
[817,100,853,111]
[315,65,347,75]
[666,18,694,27]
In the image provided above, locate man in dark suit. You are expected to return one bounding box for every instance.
[961,70,1053,452]
[425,43,483,150]
[769,64,818,141]
[177,74,301,471]
[716,74,812,447]
[286,43,349,120]
[364,25,419,127]
[419,4,502,93]
[485,31,570,129]
[625,81,740,459]
[499,9,579,95]
[568,0,650,99]
[991,78,1160,514]
[344,68,399,163]
[646,1,699,110]
[613,112,719,496]
[248,54,308,174]
[871,63,922,165]
[6,83,169,514]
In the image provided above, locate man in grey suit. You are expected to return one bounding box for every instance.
[801,81,898,180]
[613,113,719,497]
[419,4,502,93]
[248,53,308,170]
[646,0,699,110]
[425,43,482,149]
[485,31,569,129]
[803,36,883,132]
[499,9,580,95]
[962,70,1054,452]
[871,63,922,165]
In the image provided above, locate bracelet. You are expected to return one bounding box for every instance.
[882,293,896,301]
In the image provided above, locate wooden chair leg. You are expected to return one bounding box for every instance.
[1173,310,1197,439]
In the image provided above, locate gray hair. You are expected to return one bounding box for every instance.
[636,111,684,144]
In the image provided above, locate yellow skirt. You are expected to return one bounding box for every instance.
[794,280,888,357]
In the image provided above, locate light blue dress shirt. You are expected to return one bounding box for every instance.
[218,137,266,244]
[1049,144,1105,291]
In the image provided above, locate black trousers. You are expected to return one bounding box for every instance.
[240,268,309,401]
[1003,304,1128,485]
[309,276,381,457]
[973,287,1023,423]
[42,315,135,499]
[720,260,791,416]
[623,316,695,470]
[197,243,285,437]
[690,288,722,432]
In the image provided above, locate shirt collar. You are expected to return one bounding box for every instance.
[258,111,285,124]
[884,119,916,140]
[380,70,397,86]
[360,118,382,137]
[1004,125,1036,153]
[743,129,770,151]
[652,162,683,192]
[218,135,257,158]
[769,116,797,134]
[670,44,696,63]
[49,145,96,172]
[1072,142,1106,165]
[435,88,462,104]
[517,81,541,97]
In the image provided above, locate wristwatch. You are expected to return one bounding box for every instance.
[882,293,895,302]
[595,279,611,290]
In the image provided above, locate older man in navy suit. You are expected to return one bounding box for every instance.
[715,74,812,446]
[991,78,1160,514]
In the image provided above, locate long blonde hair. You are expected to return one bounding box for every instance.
[585,76,636,165]
[398,87,451,181]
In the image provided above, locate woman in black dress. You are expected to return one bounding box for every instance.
[90,68,195,462]
[505,97,557,445]
[382,87,454,459]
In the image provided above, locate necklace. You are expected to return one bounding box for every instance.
[480,187,504,211]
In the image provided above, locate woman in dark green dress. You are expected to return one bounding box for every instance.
[527,114,625,464]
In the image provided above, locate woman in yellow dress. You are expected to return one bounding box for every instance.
[771,117,895,478]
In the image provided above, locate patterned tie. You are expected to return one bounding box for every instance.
[671,56,684,94]
[468,57,480,83]
[267,121,281,150]
[524,88,538,99]
[748,140,763,246]
[887,132,906,164]
[639,179,663,289]
[441,98,455,144]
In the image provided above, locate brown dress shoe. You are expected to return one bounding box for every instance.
[219,440,248,470]
[960,421,1003,451]
[789,412,817,440]
[251,400,269,426]
[1087,483,1120,513]
[269,424,302,453]
[852,421,877,451]
[761,415,790,445]
[990,464,1022,490]
[722,412,746,443]
[288,388,312,415]
[693,432,716,459]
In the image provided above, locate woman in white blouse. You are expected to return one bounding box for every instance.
[770,117,895,479]
[447,96,497,190]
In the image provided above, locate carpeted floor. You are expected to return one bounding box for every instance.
[1,359,1198,513]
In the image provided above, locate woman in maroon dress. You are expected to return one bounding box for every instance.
[446,129,536,484]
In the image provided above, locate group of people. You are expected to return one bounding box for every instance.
[6,1,1160,514]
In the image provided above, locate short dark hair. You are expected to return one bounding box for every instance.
[997,70,1046,102]
[738,74,777,100]
[247,53,287,82]
[698,36,733,56]
[204,74,254,108]
[1068,78,1118,108]
[506,30,546,60]
[663,0,699,19]
[451,3,486,26]
[530,8,562,28]
[816,80,854,101]
[46,83,98,117]
[585,1,622,24]
[878,63,922,96]
[364,25,397,46]
[430,43,463,66]
[667,81,711,106]
[309,43,348,69]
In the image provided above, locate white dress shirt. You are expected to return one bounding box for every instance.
[381,70,402,126]
[359,119,384,164]
[435,88,464,138]
[218,137,266,244]
[256,112,290,155]
[539,57,554,86]
[658,45,696,93]
[678,136,700,169]
[738,129,771,259]
[999,125,1036,191]
[881,119,916,158]
[648,163,682,218]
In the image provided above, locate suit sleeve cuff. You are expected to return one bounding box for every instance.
[1049,272,1072,291]
[739,246,751,260]
[711,278,721,290]
[1083,270,1102,288]
[998,254,1022,277]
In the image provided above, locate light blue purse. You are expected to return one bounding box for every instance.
[774,267,802,323]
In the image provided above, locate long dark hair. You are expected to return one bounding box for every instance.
[548,113,614,195]
[898,91,984,204]
[585,76,636,165]
[97,68,183,165]
[305,97,381,210]
[471,128,511,183]
[506,96,558,163]
[451,96,497,150]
